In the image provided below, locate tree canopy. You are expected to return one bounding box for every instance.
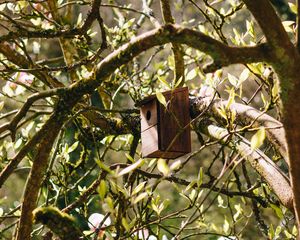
[0,0,300,239]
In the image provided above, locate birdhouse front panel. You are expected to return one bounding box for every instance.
[140,87,191,159]
[158,88,191,153]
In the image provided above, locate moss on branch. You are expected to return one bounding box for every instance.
[33,206,82,240]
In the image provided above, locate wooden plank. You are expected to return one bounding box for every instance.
[159,87,191,153]
[146,150,186,159]
[141,100,158,132]
[141,125,159,157]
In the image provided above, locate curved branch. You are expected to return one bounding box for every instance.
[242,0,295,53]
[0,42,63,88]
[192,96,288,163]
[65,24,270,101]
[205,125,292,210]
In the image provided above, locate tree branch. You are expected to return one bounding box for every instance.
[191,96,288,163]
[242,0,294,53]
[205,125,292,210]
[33,207,82,240]
[65,24,270,101]
[160,0,185,85]
[15,113,65,240]
[0,88,65,141]
[0,42,63,88]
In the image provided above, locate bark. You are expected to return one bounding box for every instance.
[15,112,65,240]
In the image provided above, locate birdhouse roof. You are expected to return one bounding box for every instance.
[135,87,188,107]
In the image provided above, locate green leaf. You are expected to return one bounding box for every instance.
[133,192,148,204]
[117,159,145,177]
[158,75,171,89]
[239,68,250,83]
[268,224,275,239]
[14,138,23,149]
[156,92,167,107]
[251,127,266,150]
[95,159,113,174]
[289,3,297,14]
[170,160,181,171]
[228,73,239,88]
[98,180,107,200]
[132,181,147,196]
[157,158,170,176]
[226,88,235,110]
[272,80,280,98]
[0,101,4,111]
[270,203,284,219]
[168,54,175,71]
[68,141,79,153]
[246,20,255,38]
[125,153,135,163]
[216,106,227,120]
[104,197,114,213]
[189,189,197,201]
[217,195,225,208]
[122,218,130,231]
[173,76,183,89]
[197,167,203,187]
[186,68,197,81]
[223,218,230,234]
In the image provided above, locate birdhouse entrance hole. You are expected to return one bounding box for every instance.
[146,110,151,121]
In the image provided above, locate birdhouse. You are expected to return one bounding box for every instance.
[138,87,191,159]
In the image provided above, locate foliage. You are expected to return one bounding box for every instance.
[0,0,298,240]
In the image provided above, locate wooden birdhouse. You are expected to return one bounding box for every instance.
[138,87,191,159]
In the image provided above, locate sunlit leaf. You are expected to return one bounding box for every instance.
[68,141,79,153]
[289,3,297,14]
[170,160,181,171]
[272,80,280,98]
[0,101,4,111]
[186,68,197,81]
[223,218,230,234]
[239,68,250,83]
[122,218,130,231]
[0,4,6,11]
[226,88,235,110]
[125,153,134,163]
[251,127,266,150]
[118,159,145,177]
[98,180,107,200]
[228,73,239,88]
[132,181,147,196]
[158,75,171,89]
[157,159,170,176]
[156,91,167,107]
[133,192,148,204]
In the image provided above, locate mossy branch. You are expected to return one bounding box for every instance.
[33,207,82,240]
